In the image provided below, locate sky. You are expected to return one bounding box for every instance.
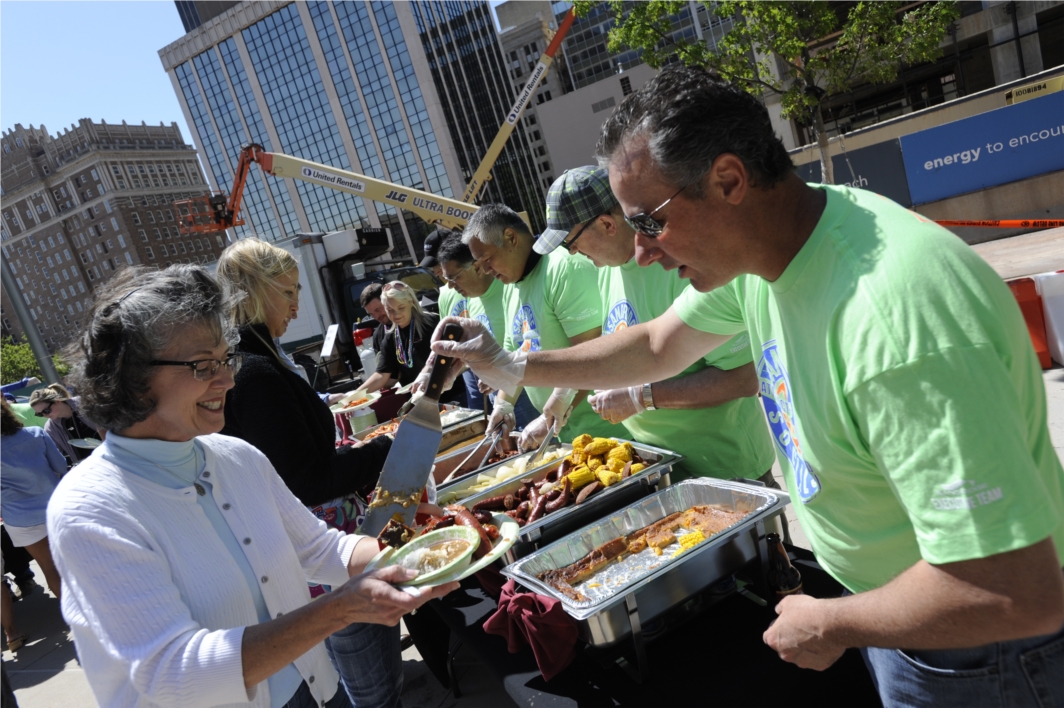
[1,1,195,147]
[1,1,506,157]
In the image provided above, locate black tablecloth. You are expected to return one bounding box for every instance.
[428,546,881,707]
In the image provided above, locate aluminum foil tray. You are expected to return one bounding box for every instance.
[502,478,785,647]
[354,407,486,453]
[438,404,484,430]
[436,444,575,503]
[443,442,682,563]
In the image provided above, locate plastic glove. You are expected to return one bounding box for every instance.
[588,386,645,424]
[408,367,432,397]
[486,399,516,436]
[431,316,526,396]
[518,414,551,452]
[543,388,576,431]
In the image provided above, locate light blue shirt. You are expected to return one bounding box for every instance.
[100,433,303,707]
[0,427,65,527]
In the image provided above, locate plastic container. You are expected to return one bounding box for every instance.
[349,406,377,434]
[353,326,378,376]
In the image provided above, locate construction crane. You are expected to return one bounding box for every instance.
[177,8,578,237]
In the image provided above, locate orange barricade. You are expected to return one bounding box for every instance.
[1007,277,1052,369]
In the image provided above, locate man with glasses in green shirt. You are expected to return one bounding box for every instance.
[432,67,1064,707]
[534,166,777,490]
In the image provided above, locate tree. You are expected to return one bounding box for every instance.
[1,335,68,384]
[576,1,959,183]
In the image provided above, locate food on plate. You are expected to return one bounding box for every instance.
[445,504,494,559]
[398,539,472,574]
[377,518,417,549]
[363,420,399,441]
[538,504,750,602]
[342,397,371,409]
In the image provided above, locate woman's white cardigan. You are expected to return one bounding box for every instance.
[47,433,363,707]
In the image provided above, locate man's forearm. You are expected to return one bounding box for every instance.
[822,537,1064,650]
[652,362,759,410]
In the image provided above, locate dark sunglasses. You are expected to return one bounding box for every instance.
[151,353,243,381]
[622,184,689,238]
[561,213,603,252]
[34,403,56,418]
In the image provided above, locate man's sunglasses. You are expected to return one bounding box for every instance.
[34,403,56,417]
[622,183,689,238]
[561,213,603,252]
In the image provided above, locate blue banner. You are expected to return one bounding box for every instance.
[900,92,1064,205]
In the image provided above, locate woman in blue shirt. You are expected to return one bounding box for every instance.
[0,398,65,603]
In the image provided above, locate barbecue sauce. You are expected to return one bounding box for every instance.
[766,532,803,597]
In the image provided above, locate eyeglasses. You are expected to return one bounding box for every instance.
[383,281,411,292]
[441,263,477,285]
[622,183,689,238]
[34,403,56,418]
[561,213,603,252]
[151,353,243,381]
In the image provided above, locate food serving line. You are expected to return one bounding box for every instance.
[338,397,880,705]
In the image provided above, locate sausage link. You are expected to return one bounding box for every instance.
[527,494,549,524]
[545,477,572,513]
[472,509,494,524]
[445,504,493,558]
[575,480,602,505]
[419,515,456,535]
[516,500,531,520]
[473,494,514,512]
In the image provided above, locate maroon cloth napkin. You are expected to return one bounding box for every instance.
[475,564,507,599]
[482,579,579,681]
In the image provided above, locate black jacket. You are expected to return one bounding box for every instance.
[222,323,392,507]
[377,313,466,403]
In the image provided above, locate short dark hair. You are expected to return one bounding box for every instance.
[437,233,473,267]
[597,66,793,192]
[360,282,383,308]
[64,265,237,433]
[1,399,24,436]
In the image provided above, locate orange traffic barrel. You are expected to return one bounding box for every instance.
[1007,277,1051,369]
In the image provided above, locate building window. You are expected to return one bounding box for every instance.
[125,252,133,265]
[146,246,155,259]
[620,76,632,96]
[138,229,147,242]
[132,212,141,225]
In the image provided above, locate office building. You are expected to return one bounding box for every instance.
[159,0,546,262]
[0,119,219,352]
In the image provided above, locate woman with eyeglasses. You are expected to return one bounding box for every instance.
[358,280,467,404]
[27,383,104,465]
[45,265,455,708]
[216,239,408,708]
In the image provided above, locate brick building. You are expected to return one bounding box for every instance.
[0,119,221,354]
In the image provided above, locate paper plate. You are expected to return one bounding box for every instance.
[366,513,520,587]
[330,391,381,415]
[68,438,103,450]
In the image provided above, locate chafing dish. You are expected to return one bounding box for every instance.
[355,404,486,453]
[502,478,786,653]
[442,442,682,563]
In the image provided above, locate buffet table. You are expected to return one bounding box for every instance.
[427,545,880,707]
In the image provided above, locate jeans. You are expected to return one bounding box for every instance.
[512,390,539,431]
[462,369,485,412]
[860,620,1064,708]
[325,621,403,708]
[283,680,353,708]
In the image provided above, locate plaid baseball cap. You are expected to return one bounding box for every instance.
[534,166,619,254]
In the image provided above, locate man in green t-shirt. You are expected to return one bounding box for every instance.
[535,166,776,486]
[435,234,538,427]
[433,68,1064,706]
[460,204,626,445]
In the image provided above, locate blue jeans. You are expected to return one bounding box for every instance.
[860,621,1064,707]
[512,389,539,431]
[325,621,403,708]
[462,369,485,411]
[283,680,353,708]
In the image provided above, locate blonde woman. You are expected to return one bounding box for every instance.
[216,239,405,708]
[359,281,466,403]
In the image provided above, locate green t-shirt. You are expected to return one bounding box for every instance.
[438,280,505,345]
[436,284,464,323]
[598,260,775,480]
[673,185,1064,593]
[502,250,627,442]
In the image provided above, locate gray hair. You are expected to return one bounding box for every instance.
[461,204,530,248]
[64,265,238,433]
[596,66,793,195]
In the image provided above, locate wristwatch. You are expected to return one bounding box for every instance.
[641,382,656,411]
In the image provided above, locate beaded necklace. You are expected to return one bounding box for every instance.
[394,321,416,369]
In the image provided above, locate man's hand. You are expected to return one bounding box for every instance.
[588,386,644,424]
[518,415,550,451]
[333,565,459,627]
[763,595,847,671]
[543,388,575,430]
[431,317,526,396]
[487,399,516,436]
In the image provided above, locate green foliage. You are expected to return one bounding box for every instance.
[1,335,68,384]
[581,1,960,124]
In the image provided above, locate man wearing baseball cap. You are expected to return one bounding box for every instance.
[538,167,778,489]
[418,228,446,277]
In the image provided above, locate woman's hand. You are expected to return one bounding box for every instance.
[331,566,459,627]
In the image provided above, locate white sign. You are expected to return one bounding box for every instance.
[300,166,366,194]
[321,324,340,359]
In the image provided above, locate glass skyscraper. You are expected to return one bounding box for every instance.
[160,0,545,258]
